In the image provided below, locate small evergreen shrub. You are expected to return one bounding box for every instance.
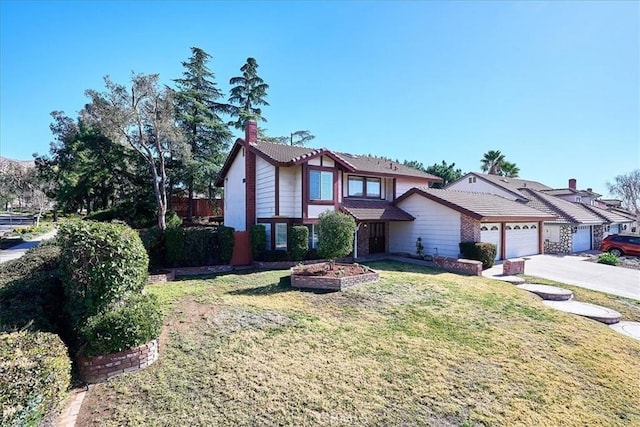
[138,226,165,268]
[289,226,309,261]
[78,294,162,357]
[163,226,185,267]
[58,221,149,327]
[416,237,425,258]
[317,211,356,264]
[0,245,64,333]
[218,226,235,264]
[459,242,497,269]
[598,252,619,266]
[250,225,267,261]
[0,331,71,427]
[183,227,217,266]
[84,209,117,222]
[165,210,183,228]
[263,250,290,262]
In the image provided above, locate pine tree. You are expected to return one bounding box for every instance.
[228,57,270,130]
[174,47,232,220]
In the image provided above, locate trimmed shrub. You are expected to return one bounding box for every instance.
[58,221,149,326]
[289,226,309,261]
[598,252,619,266]
[318,211,356,263]
[78,294,162,357]
[164,226,185,267]
[165,210,183,228]
[218,226,235,264]
[138,226,165,268]
[263,250,290,262]
[0,245,64,333]
[250,225,267,261]
[459,242,497,269]
[183,227,217,266]
[0,331,71,427]
[84,209,117,222]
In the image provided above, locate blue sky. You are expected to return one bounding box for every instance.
[1,1,638,196]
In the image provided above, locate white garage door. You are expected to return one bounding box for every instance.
[572,226,592,252]
[480,223,501,260]
[505,223,539,258]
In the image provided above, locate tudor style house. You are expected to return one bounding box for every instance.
[215,121,443,257]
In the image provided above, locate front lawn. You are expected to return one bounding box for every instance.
[77,261,640,426]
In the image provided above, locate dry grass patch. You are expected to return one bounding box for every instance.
[77,262,640,426]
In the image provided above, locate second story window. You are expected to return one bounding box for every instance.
[310,170,333,201]
[348,176,381,198]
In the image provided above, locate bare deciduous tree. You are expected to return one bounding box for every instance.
[607,169,640,224]
[84,73,184,229]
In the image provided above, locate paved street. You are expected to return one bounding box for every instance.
[0,229,57,264]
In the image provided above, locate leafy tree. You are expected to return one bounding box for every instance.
[260,129,316,146]
[228,57,269,130]
[425,160,463,188]
[480,150,506,175]
[317,211,356,269]
[607,169,640,222]
[174,47,232,220]
[500,161,520,178]
[403,160,427,173]
[84,73,185,229]
[289,130,315,146]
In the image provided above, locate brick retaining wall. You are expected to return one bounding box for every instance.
[433,256,482,276]
[77,339,159,383]
[503,258,525,275]
[291,267,379,291]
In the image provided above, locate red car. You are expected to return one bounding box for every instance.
[601,234,640,257]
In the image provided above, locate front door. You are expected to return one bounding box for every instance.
[369,222,386,253]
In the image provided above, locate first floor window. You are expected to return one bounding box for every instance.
[308,224,319,249]
[275,223,288,250]
[310,170,333,201]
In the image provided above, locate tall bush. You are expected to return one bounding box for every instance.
[0,331,71,427]
[138,226,165,268]
[218,226,235,264]
[164,226,185,267]
[459,242,497,269]
[289,226,309,261]
[250,225,266,261]
[58,221,149,326]
[317,211,356,267]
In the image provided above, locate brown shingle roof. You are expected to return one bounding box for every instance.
[341,199,414,222]
[579,204,634,224]
[519,189,604,225]
[541,188,602,198]
[448,173,552,200]
[395,188,556,222]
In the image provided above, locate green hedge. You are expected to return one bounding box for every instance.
[289,226,309,261]
[138,226,165,268]
[218,226,235,264]
[0,245,64,333]
[0,331,71,427]
[459,242,497,269]
[79,294,163,357]
[318,211,355,261]
[58,221,149,327]
[250,225,266,261]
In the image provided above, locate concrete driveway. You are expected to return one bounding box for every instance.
[484,254,640,301]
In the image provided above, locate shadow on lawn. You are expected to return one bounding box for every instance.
[227,276,295,296]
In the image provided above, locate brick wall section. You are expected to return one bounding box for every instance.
[357,224,369,257]
[503,258,525,275]
[77,339,159,384]
[544,225,572,254]
[291,267,379,291]
[433,256,482,276]
[148,270,175,283]
[460,215,481,242]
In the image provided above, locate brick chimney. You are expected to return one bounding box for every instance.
[568,178,576,190]
[245,120,258,146]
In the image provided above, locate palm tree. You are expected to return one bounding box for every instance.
[480,150,505,175]
[500,161,520,178]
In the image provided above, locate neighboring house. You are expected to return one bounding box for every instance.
[447,172,611,253]
[578,204,633,237]
[215,121,442,256]
[389,188,555,260]
[540,179,601,206]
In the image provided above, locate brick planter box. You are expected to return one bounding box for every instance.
[77,339,159,384]
[290,264,379,291]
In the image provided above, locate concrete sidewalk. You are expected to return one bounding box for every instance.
[484,254,640,300]
[0,229,58,264]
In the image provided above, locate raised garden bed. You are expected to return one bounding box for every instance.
[291,262,379,291]
[148,269,175,284]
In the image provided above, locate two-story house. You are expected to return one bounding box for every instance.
[215,121,442,257]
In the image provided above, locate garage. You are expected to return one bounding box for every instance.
[572,225,592,252]
[505,222,539,258]
[480,223,501,260]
